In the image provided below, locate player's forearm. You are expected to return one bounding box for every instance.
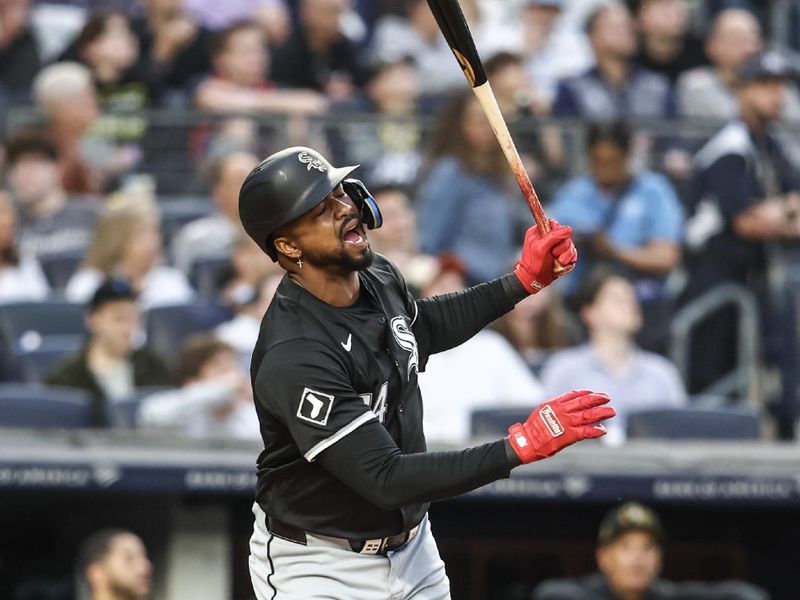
[318,426,514,510]
[415,274,526,355]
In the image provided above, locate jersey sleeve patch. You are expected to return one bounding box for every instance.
[296,388,335,426]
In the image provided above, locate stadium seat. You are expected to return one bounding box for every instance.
[15,336,84,383]
[0,301,87,381]
[39,253,84,290]
[626,407,761,440]
[105,386,174,429]
[471,407,532,437]
[189,257,232,298]
[145,302,233,361]
[0,383,92,428]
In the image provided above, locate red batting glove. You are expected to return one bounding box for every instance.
[513,219,578,294]
[508,390,615,464]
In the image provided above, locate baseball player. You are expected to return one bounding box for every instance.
[238,146,615,600]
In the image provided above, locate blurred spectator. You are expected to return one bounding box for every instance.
[216,273,282,368]
[0,0,41,99]
[72,11,160,110]
[46,279,173,426]
[171,151,258,272]
[416,90,523,284]
[552,4,673,120]
[492,286,577,376]
[65,201,195,309]
[363,185,438,295]
[138,334,259,438]
[370,0,466,97]
[33,62,131,195]
[218,235,279,307]
[484,51,567,194]
[417,256,544,444]
[676,8,762,121]
[541,273,686,446]
[518,0,593,109]
[633,0,706,84]
[271,0,367,100]
[327,56,424,188]
[194,21,327,115]
[3,130,99,260]
[184,0,291,47]
[533,502,768,600]
[0,191,49,302]
[131,0,213,97]
[548,121,683,351]
[75,528,153,600]
[683,52,800,436]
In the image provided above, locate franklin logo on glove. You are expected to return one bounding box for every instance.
[539,405,564,437]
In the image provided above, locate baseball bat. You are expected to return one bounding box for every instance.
[426,0,551,238]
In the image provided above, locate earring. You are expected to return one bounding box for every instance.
[297,258,303,269]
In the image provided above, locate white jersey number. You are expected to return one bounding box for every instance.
[359,381,389,423]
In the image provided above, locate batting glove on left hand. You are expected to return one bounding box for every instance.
[513,219,577,294]
[508,389,615,464]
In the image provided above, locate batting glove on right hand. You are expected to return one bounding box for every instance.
[508,390,615,464]
[513,219,577,295]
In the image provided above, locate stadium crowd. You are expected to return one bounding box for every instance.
[0,0,799,444]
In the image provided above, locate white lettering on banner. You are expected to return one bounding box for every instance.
[653,479,795,501]
[185,470,257,491]
[474,475,592,499]
[0,466,92,488]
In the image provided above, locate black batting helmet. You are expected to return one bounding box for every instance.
[239,146,382,260]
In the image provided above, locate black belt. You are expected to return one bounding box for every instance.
[266,516,419,556]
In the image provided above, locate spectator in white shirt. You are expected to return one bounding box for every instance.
[417,256,544,444]
[138,334,259,439]
[66,199,194,309]
[0,191,49,302]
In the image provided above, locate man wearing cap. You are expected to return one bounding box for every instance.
[683,51,800,436]
[46,278,173,426]
[238,146,615,599]
[534,502,768,600]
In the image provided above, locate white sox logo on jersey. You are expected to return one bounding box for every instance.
[390,316,418,380]
[298,152,327,172]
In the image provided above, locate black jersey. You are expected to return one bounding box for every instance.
[251,254,526,539]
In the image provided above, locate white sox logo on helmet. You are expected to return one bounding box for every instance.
[390,316,418,380]
[298,152,327,172]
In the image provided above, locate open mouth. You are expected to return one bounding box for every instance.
[342,218,367,247]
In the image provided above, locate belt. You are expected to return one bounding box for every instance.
[266,516,419,556]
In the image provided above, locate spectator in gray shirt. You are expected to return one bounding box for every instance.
[4,130,99,260]
[171,151,259,273]
[677,8,800,122]
[540,272,686,445]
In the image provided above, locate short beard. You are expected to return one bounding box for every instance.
[304,245,374,272]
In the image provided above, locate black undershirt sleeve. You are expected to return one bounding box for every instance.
[317,417,515,510]
[413,273,528,357]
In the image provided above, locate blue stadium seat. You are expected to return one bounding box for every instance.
[189,257,232,298]
[145,302,233,361]
[159,197,213,247]
[471,407,532,437]
[0,301,87,381]
[15,336,84,383]
[0,384,92,428]
[39,253,84,290]
[626,407,761,440]
[105,386,174,428]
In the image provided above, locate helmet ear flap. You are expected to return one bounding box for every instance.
[343,179,382,230]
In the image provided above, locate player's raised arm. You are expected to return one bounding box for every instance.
[413,219,577,356]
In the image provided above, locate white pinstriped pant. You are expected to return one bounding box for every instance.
[249,503,451,600]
